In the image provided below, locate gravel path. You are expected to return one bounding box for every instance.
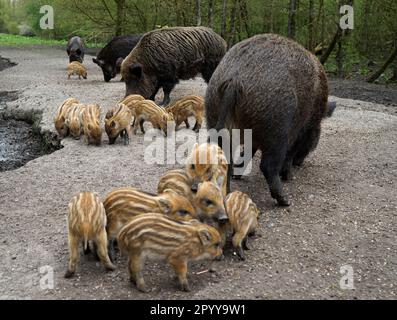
[0,47,396,300]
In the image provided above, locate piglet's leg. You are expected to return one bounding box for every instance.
[169,257,190,292]
[65,234,79,278]
[95,229,116,271]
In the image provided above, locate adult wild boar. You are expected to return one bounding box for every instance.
[206,34,333,206]
[93,34,142,82]
[67,36,85,63]
[121,27,227,106]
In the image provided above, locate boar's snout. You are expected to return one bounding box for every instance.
[216,212,229,224]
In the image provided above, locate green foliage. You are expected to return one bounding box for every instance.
[0,0,396,80]
[0,33,102,47]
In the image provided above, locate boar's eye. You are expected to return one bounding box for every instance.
[214,242,221,248]
[178,210,189,216]
[204,198,214,206]
[191,164,195,170]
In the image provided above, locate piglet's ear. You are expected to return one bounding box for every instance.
[129,63,143,79]
[198,229,212,246]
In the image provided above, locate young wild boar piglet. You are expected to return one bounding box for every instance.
[54,97,79,137]
[117,213,222,292]
[65,192,116,278]
[67,61,87,80]
[157,169,195,201]
[104,103,133,145]
[225,191,260,261]
[166,95,204,131]
[193,178,228,253]
[186,143,229,197]
[82,104,102,145]
[119,94,145,112]
[103,187,197,261]
[131,100,174,136]
[66,103,86,139]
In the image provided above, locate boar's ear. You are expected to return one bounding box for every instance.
[129,63,143,79]
[198,229,212,246]
[93,58,104,67]
[116,57,124,68]
[158,198,172,214]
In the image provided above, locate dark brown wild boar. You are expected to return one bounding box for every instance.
[121,27,226,105]
[206,34,332,206]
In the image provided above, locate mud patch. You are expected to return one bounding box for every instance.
[0,55,17,72]
[0,91,19,110]
[0,110,61,172]
[329,78,397,107]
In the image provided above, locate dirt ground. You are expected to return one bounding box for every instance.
[0,47,396,300]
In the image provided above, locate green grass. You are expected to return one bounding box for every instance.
[0,33,102,48]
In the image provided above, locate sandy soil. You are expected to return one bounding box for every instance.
[0,47,396,300]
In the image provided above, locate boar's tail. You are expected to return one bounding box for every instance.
[327,101,336,117]
[215,78,242,131]
[81,223,90,251]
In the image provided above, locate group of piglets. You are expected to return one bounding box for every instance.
[54,94,205,146]
[65,143,260,292]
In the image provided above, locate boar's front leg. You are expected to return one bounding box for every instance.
[168,256,190,292]
[128,252,148,293]
[160,81,177,106]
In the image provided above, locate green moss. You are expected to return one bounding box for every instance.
[0,33,102,48]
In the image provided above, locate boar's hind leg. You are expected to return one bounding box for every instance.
[94,229,116,272]
[65,234,80,278]
[292,126,321,167]
[260,143,290,206]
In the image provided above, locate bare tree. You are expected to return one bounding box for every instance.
[307,0,315,52]
[287,0,298,39]
[196,0,202,26]
[115,0,126,36]
[367,43,397,82]
[228,0,238,47]
[208,0,215,29]
[221,0,228,38]
[239,0,251,37]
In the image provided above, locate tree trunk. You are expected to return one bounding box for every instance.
[319,0,324,46]
[196,0,202,26]
[221,0,227,38]
[361,0,370,54]
[114,0,126,36]
[270,0,275,33]
[208,0,215,29]
[228,0,238,47]
[307,0,315,52]
[391,65,397,81]
[336,31,344,77]
[239,0,251,37]
[287,0,298,39]
[367,44,397,83]
[320,27,342,64]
